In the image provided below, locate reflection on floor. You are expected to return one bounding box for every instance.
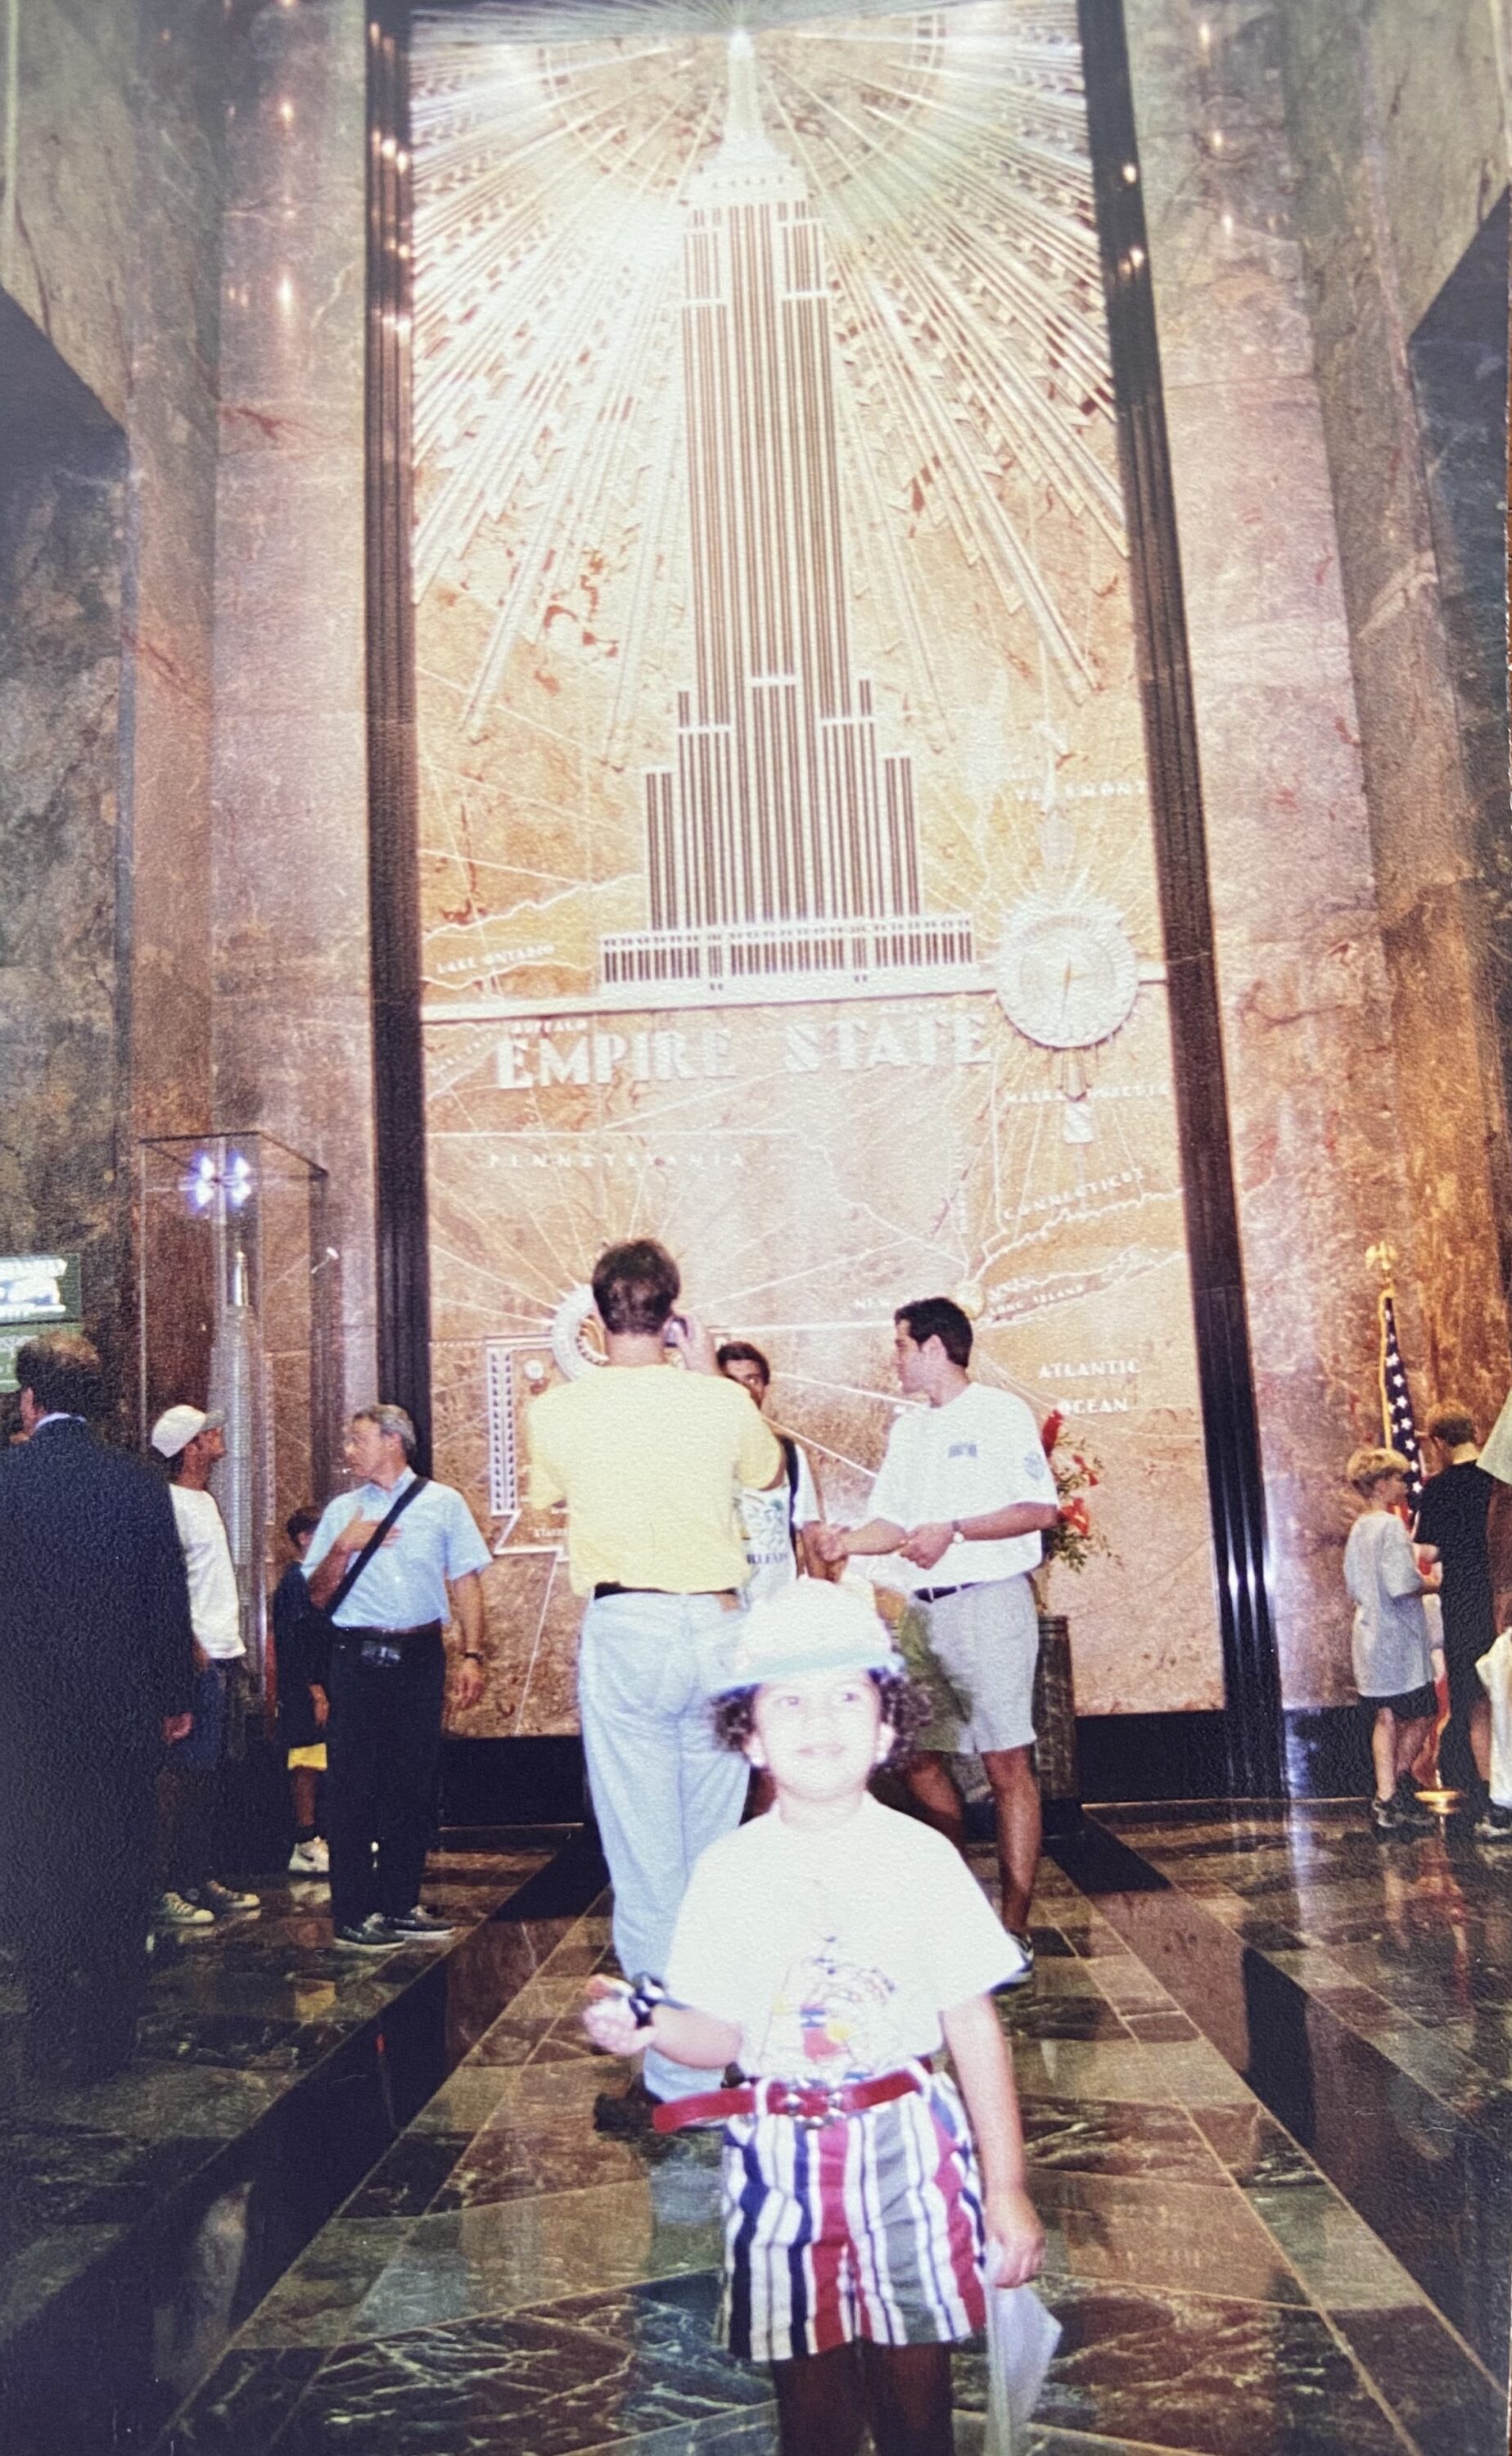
[0,1833,578,2454]
[134,1805,1510,2456]
[1085,1803,1512,2394]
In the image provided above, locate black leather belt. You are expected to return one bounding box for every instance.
[592,1583,736,1602]
[336,1622,442,1668]
[914,1584,964,1604]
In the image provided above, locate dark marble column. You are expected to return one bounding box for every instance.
[121,0,227,1165]
[212,0,377,1416]
[1083,0,1284,1791]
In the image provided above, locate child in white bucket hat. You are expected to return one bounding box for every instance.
[583,1578,1042,2456]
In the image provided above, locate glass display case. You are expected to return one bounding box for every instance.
[138,1133,339,1694]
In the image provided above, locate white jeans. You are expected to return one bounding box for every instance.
[577,1591,749,2100]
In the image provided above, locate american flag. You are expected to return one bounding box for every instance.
[1378,1287,1424,1506]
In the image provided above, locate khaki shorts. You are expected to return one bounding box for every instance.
[916,1573,1039,1754]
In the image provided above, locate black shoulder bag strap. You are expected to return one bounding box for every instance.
[780,1436,801,1554]
[327,1476,430,1623]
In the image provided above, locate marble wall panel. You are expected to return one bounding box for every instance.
[1359,0,1506,332]
[1117,0,1287,142]
[1126,0,1424,1707]
[4,0,135,424]
[1128,133,1311,392]
[0,436,129,1384]
[212,0,376,1426]
[2,0,227,1420]
[1408,200,1512,1372]
[1267,0,1512,1430]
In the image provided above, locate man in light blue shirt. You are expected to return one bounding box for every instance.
[305,1404,490,1948]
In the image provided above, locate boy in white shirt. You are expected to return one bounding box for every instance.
[583,1579,1044,2456]
[1343,1447,1440,1836]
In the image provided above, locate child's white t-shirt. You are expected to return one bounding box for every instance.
[664,1794,1020,2080]
[738,1447,821,1602]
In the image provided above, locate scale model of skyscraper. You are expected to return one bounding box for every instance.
[599,31,974,1005]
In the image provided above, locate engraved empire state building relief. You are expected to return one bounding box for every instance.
[598,31,975,1007]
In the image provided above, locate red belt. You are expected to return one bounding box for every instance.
[652,2066,923,2133]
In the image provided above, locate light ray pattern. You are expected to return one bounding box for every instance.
[412,0,1118,768]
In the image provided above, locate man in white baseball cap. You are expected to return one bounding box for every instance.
[150,1404,226,1461]
[151,1402,260,1927]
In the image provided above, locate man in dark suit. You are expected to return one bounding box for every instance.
[0,1334,195,2081]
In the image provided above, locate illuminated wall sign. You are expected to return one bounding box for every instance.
[0,1254,84,1392]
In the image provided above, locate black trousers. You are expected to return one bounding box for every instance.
[1,1735,156,2078]
[158,1765,218,1891]
[327,1632,445,1928]
[1439,1650,1487,1797]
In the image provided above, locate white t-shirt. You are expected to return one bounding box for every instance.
[665,1794,1020,2079]
[738,1442,821,1603]
[170,1484,245,1660]
[1343,1510,1433,1698]
[868,1381,1056,1587]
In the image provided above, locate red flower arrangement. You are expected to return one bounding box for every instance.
[1037,1411,1108,1582]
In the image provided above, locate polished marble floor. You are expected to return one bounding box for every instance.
[127,1808,1510,2456]
[0,1832,576,2453]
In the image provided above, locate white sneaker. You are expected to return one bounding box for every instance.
[288,1838,330,1876]
[158,1889,214,1928]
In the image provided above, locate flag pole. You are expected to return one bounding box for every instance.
[1366,1243,1447,1806]
[1365,1241,1424,1508]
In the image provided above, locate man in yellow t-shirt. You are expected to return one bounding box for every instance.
[530,1238,782,2129]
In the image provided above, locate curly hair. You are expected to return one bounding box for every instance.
[711,1668,934,1764]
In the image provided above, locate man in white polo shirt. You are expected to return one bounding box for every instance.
[811,1298,1058,1965]
[151,1403,261,1926]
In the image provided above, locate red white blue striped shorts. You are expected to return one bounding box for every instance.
[717,2064,987,2363]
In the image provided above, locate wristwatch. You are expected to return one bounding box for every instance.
[950,1520,966,1545]
[626,1972,670,2029]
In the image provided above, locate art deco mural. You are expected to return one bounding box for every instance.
[410,0,1225,1732]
